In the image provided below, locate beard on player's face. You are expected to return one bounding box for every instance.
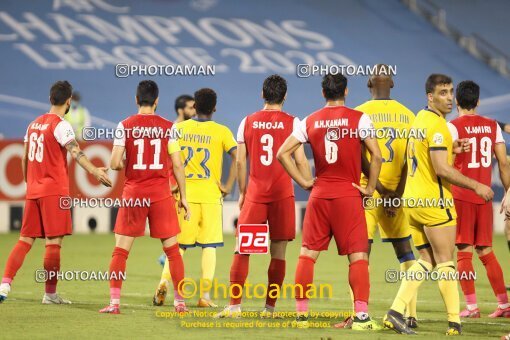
[64,102,71,115]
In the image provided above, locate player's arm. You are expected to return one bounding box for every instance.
[429,149,492,201]
[221,148,237,197]
[110,145,125,170]
[22,142,28,182]
[66,140,112,187]
[277,135,314,190]
[236,143,247,208]
[360,144,387,195]
[494,124,510,191]
[354,137,382,196]
[293,144,312,181]
[169,141,190,220]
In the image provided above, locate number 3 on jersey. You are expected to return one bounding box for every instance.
[260,134,273,166]
[182,146,211,178]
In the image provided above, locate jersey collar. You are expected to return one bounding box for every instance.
[192,117,212,122]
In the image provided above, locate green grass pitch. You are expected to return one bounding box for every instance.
[0,233,509,339]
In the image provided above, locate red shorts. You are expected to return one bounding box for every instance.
[21,196,72,238]
[114,196,180,239]
[455,200,493,247]
[302,196,368,255]
[237,196,295,241]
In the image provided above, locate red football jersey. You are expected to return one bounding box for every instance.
[24,113,75,199]
[237,110,298,203]
[292,106,374,199]
[448,114,505,204]
[114,114,175,202]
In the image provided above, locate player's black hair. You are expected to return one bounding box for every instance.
[174,94,194,114]
[456,80,479,110]
[425,74,452,94]
[194,88,217,115]
[262,74,287,104]
[136,80,159,107]
[50,81,73,106]
[322,73,347,100]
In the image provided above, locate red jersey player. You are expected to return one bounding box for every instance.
[447,80,510,318]
[99,80,189,314]
[215,75,311,318]
[0,81,111,304]
[278,74,382,330]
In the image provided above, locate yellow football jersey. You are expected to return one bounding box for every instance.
[356,99,415,190]
[403,108,453,201]
[174,118,237,204]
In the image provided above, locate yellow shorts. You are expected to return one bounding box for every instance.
[177,202,223,248]
[407,207,457,249]
[365,205,411,243]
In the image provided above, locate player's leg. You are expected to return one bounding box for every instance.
[457,244,479,317]
[1,199,43,302]
[41,236,71,304]
[158,198,181,283]
[219,199,266,316]
[99,233,135,314]
[384,213,433,335]
[333,196,379,331]
[0,236,35,302]
[154,202,199,306]
[454,199,479,317]
[292,197,329,328]
[161,236,186,312]
[197,203,223,307]
[100,205,145,314]
[475,202,510,317]
[505,219,510,291]
[380,207,418,327]
[425,222,461,335]
[39,195,72,304]
[264,196,295,315]
[335,206,378,330]
[148,197,187,312]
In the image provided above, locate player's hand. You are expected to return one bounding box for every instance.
[474,183,494,202]
[453,138,471,154]
[500,192,510,220]
[382,191,400,218]
[178,198,191,221]
[300,178,315,191]
[238,192,245,210]
[352,182,375,197]
[171,184,180,200]
[93,167,112,187]
[220,184,231,197]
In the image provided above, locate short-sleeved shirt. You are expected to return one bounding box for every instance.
[237,110,298,203]
[355,99,415,191]
[448,114,505,204]
[24,113,75,199]
[292,105,374,199]
[404,108,453,202]
[174,117,237,204]
[114,114,179,202]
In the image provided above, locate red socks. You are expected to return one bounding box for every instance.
[109,247,129,304]
[229,253,250,305]
[266,258,286,308]
[295,255,315,312]
[457,251,476,304]
[480,251,508,305]
[2,240,32,284]
[163,244,185,297]
[43,244,61,294]
[349,259,369,313]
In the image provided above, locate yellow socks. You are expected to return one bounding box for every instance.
[437,261,460,324]
[201,247,216,299]
[391,259,432,314]
[400,260,418,318]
